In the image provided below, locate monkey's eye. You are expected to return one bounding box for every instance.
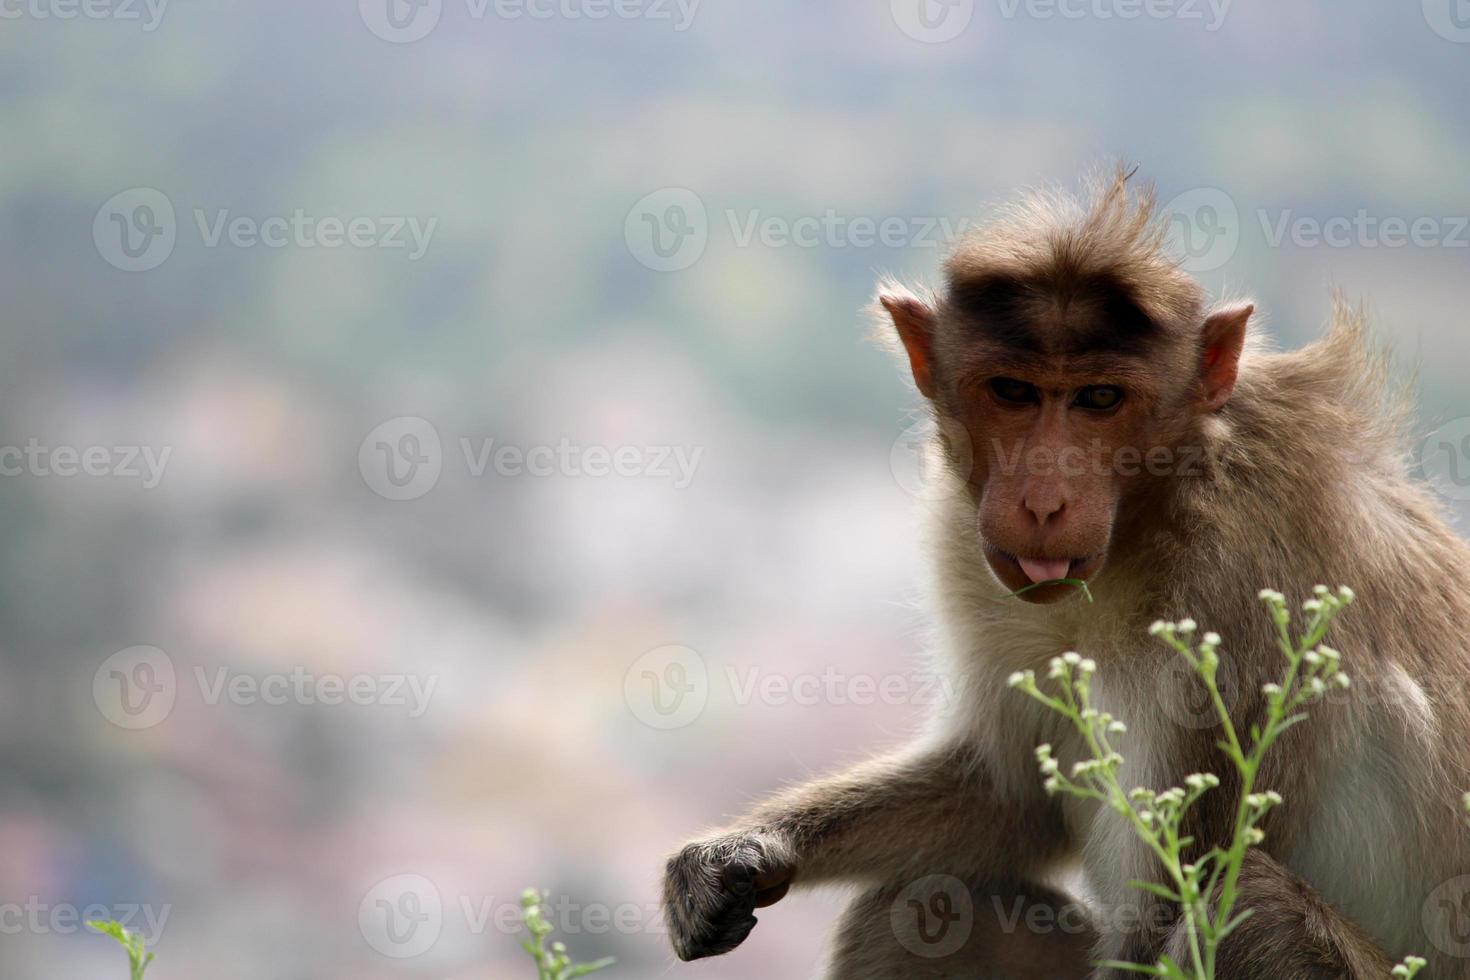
[989,378,1040,405]
[1073,385,1124,411]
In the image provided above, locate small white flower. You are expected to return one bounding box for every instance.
[1079,658,1097,674]
[1063,651,1082,666]
[1338,586,1356,603]
[1262,683,1282,697]
[1313,585,1331,597]
[1334,674,1351,690]
[1178,619,1198,635]
[1149,620,1169,637]
[1303,599,1323,614]
[1108,720,1127,734]
[1203,632,1221,647]
[1007,671,1028,688]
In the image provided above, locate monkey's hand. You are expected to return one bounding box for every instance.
[663,832,795,961]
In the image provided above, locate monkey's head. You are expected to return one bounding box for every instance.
[875,177,1253,605]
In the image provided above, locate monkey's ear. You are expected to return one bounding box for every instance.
[1196,301,1253,412]
[876,287,939,399]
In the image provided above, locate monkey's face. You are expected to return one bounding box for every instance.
[877,277,1250,608]
[940,357,1163,605]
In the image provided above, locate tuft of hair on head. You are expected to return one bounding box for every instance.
[943,164,1206,336]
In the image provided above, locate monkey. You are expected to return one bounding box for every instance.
[660,168,1470,979]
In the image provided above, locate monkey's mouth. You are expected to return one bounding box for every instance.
[986,548,1105,605]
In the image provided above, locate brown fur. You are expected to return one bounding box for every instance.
[664,169,1470,979]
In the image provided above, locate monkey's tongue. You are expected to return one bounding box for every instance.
[1017,557,1072,584]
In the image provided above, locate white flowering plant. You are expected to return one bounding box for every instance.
[1007,586,1426,980]
[88,919,154,980]
[519,888,616,980]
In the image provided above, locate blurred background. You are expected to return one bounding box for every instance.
[0,1,1467,976]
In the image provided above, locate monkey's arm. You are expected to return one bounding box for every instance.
[663,739,1066,961]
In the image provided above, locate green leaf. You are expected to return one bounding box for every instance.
[1094,960,1169,976]
[87,921,153,980]
[1217,907,1256,941]
[1127,879,1183,902]
[997,578,1095,603]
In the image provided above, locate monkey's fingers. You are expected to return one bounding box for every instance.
[753,881,790,907]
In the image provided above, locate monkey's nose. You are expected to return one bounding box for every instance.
[1022,494,1067,530]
